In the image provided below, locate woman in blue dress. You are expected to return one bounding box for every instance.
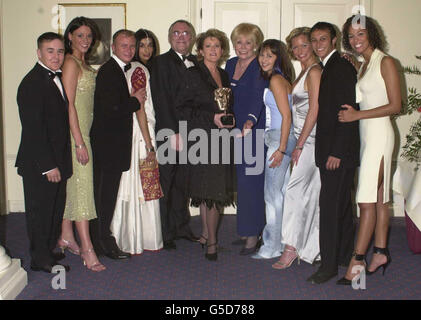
[225,23,268,255]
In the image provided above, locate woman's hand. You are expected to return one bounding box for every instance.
[214,113,235,129]
[76,145,89,165]
[342,53,361,71]
[236,120,253,137]
[338,104,359,122]
[268,149,284,168]
[291,148,302,166]
[146,150,157,162]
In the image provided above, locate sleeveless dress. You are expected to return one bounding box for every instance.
[254,88,296,259]
[63,56,96,221]
[355,49,394,203]
[110,62,163,254]
[281,64,321,264]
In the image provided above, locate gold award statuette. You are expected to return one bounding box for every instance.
[214,87,234,126]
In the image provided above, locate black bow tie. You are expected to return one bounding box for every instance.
[49,71,62,79]
[124,63,132,72]
[182,54,190,62]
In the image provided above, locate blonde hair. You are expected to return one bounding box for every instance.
[230,23,264,51]
[196,29,230,65]
[285,27,312,60]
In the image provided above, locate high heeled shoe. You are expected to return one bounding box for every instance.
[272,247,300,270]
[57,238,80,255]
[199,235,208,250]
[205,243,218,261]
[366,247,391,276]
[336,252,366,285]
[81,248,106,272]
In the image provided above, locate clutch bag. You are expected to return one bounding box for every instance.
[139,159,163,201]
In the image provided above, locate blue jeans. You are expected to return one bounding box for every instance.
[256,129,296,258]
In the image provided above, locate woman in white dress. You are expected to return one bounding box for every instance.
[272,27,322,269]
[337,15,401,285]
[110,59,163,254]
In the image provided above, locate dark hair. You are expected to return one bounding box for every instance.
[37,32,64,49]
[258,39,294,84]
[133,28,159,66]
[112,29,135,42]
[63,16,98,59]
[310,22,337,40]
[195,28,230,65]
[342,15,386,53]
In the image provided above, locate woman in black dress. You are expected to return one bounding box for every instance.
[177,28,235,261]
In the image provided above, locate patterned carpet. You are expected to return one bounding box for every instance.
[1,213,420,300]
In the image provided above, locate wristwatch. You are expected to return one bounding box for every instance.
[146,146,155,152]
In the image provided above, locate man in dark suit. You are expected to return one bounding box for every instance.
[90,30,145,259]
[150,20,199,250]
[16,32,72,273]
[307,22,360,284]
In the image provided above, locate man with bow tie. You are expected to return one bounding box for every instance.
[89,29,145,260]
[150,20,199,250]
[16,32,72,273]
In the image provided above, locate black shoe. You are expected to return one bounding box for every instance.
[231,238,246,246]
[239,245,257,256]
[51,251,65,261]
[205,243,218,261]
[307,270,337,284]
[163,240,177,250]
[30,262,70,273]
[337,252,366,285]
[366,247,391,276]
[105,248,131,260]
[176,233,200,242]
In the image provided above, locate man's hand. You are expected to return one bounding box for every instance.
[46,168,61,183]
[131,87,147,105]
[170,133,183,152]
[236,120,253,138]
[326,156,341,171]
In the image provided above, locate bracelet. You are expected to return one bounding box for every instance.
[277,149,287,155]
[75,143,85,149]
[146,146,155,152]
[295,146,304,150]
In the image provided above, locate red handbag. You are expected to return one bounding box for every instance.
[139,159,163,201]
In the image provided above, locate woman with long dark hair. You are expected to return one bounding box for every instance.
[59,16,105,271]
[252,39,296,260]
[133,28,158,70]
[337,15,401,285]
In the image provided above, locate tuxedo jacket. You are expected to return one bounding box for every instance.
[315,51,360,169]
[150,49,198,135]
[90,57,140,172]
[16,63,72,179]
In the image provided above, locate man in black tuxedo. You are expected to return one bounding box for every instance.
[16,32,72,273]
[307,22,360,284]
[90,30,145,259]
[150,20,199,250]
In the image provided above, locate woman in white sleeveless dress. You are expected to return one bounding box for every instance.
[337,15,401,285]
[110,62,163,254]
[272,27,322,269]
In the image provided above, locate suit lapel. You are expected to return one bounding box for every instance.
[36,64,68,105]
[108,57,130,94]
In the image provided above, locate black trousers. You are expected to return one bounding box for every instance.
[22,173,67,266]
[318,167,356,274]
[159,162,192,242]
[90,162,122,253]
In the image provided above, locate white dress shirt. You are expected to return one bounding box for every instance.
[37,61,64,98]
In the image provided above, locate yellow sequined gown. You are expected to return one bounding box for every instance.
[63,56,97,221]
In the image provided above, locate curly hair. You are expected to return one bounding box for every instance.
[285,27,313,60]
[195,29,230,65]
[342,15,385,52]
